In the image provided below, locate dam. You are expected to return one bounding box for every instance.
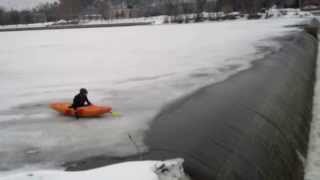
[141,19,319,180]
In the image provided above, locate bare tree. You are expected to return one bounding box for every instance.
[0,7,6,25]
[195,0,207,21]
[59,0,81,19]
[96,0,113,19]
[58,0,96,19]
[35,2,59,21]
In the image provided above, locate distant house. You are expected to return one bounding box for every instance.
[111,1,131,18]
[304,0,320,5]
[303,0,320,10]
[78,2,134,20]
[79,6,103,20]
[33,13,47,23]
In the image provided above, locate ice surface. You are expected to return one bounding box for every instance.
[0,159,189,180]
[0,18,307,173]
[304,16,320,180]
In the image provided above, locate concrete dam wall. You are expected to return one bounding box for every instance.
[142,22,319,180]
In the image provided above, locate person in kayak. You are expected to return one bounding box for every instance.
[69,88,92,119]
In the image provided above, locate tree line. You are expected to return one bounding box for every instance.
[0,0,304,25]
[0,2,59,25]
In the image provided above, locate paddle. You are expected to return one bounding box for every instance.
[111,111,121,117]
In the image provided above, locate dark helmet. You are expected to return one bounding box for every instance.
[80,88,88,94]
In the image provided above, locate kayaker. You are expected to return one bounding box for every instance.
[69,88,92,119]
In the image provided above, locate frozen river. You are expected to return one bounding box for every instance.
[0,18,306,174]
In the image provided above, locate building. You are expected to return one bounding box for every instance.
[79,6,103,20]
[303,0,320,9]
[111,1,131,18]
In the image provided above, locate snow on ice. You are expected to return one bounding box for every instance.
[0,159,189,180]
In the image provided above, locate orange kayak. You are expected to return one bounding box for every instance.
[50,102,112,117]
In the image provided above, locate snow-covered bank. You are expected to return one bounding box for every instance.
[0,159,189,180]
[304,16,320,180]
[0,8,313,31]
[0,17,309,173]
[0,17,157,31]
[0,22,54,30]
[78,16,164,25]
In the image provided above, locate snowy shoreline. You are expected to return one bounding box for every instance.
[0,159,191,180]
[0,8,314,32]
[0,22,153,32]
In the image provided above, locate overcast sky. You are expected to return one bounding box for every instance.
[0,0,57,10]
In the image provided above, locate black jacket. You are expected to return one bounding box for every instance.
[70,93,91,108]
